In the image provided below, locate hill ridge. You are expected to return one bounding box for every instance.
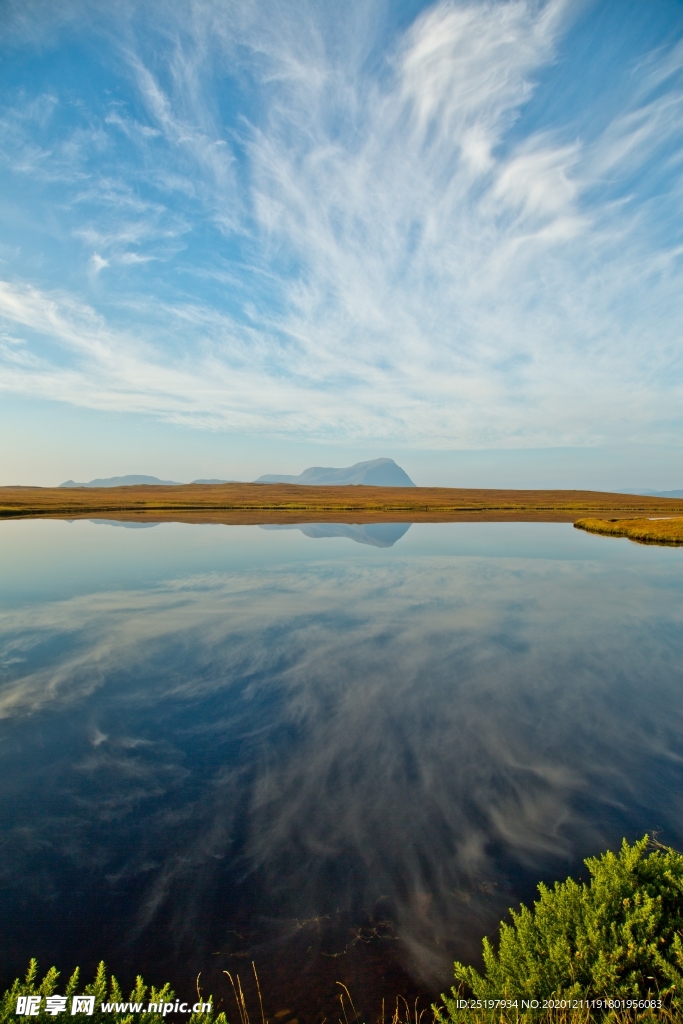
[255,457,415,487]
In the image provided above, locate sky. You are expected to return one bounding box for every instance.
[1,0,683,488]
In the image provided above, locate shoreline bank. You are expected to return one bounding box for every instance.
[3,484,683,526]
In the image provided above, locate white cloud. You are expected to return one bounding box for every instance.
[89,253,108,275]
[0,0,682,447]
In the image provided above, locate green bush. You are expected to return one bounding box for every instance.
[5,837,683,1024]
[438,836,683,1021]
[0,960,227,1024]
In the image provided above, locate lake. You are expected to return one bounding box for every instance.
[1,520,682,1022]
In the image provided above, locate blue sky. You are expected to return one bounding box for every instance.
[1,0,683,487]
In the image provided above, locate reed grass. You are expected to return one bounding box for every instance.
[5,839,683,1024]
[4,959,683,1024]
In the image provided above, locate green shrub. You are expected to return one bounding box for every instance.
[0,960,227,1024]
[6,838,683,1024]
[437,836,683,1022]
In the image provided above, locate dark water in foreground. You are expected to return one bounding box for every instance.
[1,521,683,1021]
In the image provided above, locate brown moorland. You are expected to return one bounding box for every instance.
[575,515,683,544]
[2,482,683,526]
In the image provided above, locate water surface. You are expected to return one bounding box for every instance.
[1,521,682,1020]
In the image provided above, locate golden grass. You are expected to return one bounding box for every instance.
[6,959,680,1024]
[574,516,683,545]
[226,971,681,1024]
[2,484,683,526]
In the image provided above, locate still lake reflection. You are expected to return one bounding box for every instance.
[1,521,683,1018]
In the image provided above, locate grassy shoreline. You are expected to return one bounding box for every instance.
[574,517,683,545]
[2,484,683,526]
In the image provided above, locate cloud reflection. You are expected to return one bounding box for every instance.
[1,550,683,988]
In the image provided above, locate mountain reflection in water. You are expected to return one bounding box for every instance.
[1,521,682,1021]
[260,522,411,547]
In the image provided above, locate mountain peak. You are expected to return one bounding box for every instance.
[255,458,415,487]
[59,475,181,488]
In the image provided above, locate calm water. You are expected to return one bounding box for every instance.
[1,520,683,1020]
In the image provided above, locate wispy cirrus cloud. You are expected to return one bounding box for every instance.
[0,0,682,447]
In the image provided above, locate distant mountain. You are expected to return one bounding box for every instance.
[191,478,231,484]
[255,458,415,487]
[619,488,683,498]
[59,475,181,488]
